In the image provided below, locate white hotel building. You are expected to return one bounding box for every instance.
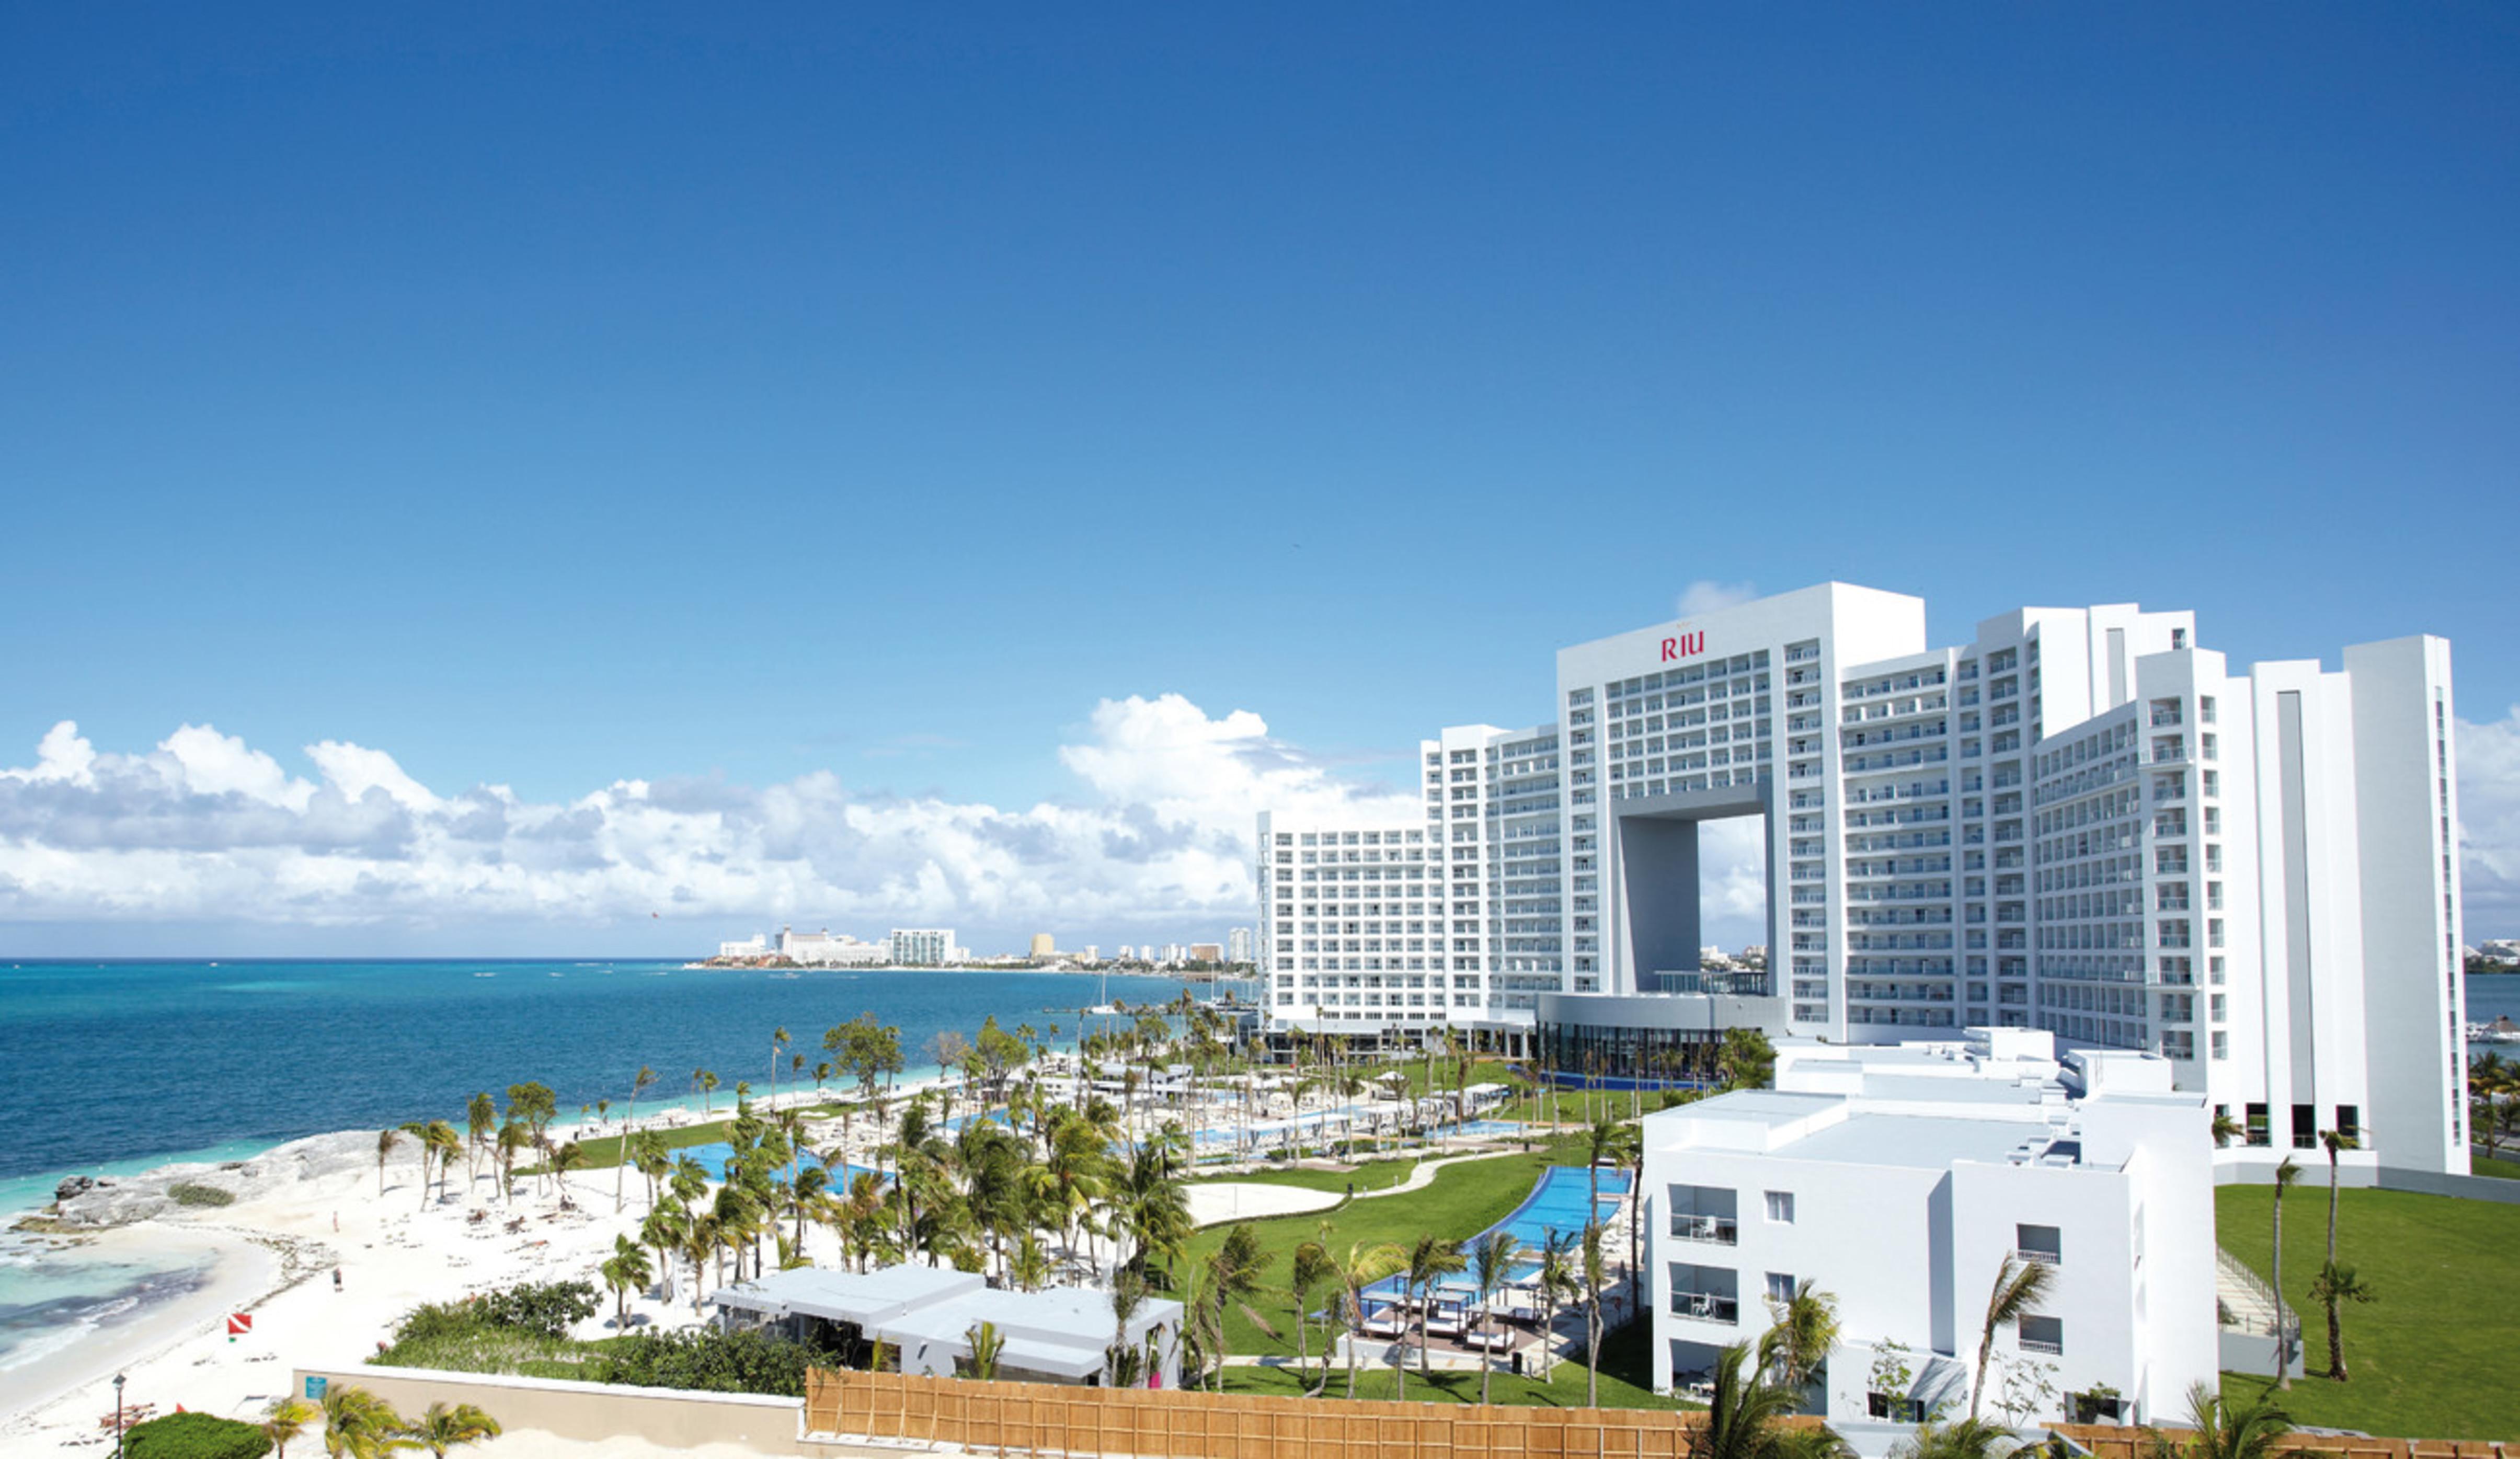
[1257,583,2468,1176]
[1641,1030,2218,1425]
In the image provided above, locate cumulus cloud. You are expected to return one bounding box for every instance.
[2460,705,2520,937]
[0,695,1416,934]
[1677,580,1758,617]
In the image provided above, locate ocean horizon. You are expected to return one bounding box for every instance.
[0,957,1228,1213]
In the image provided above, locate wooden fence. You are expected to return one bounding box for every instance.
[2053,1427,2510,1459]
[803,1368,1758,1459]
[803,1373,2514,1459]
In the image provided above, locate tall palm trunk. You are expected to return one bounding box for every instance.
[2272,1184,2289,1388]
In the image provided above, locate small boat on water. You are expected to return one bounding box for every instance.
[2469,1016,2520,1043]
[475,972,496,978]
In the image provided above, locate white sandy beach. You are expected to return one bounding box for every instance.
[2,1071,1479,1455]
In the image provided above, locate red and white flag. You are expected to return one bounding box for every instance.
[226,1313,253,1337]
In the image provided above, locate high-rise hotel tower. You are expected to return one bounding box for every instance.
[1258,583,2468,1174]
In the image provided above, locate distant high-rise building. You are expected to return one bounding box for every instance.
[1160,943,1186,966]
[1189,942,1222,963]
[1029,933,1056,958]
[1228,927,1253,963]
[1082,945,1099,962]
[888,928,956,967]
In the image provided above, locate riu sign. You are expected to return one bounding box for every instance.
[1661,630,1707,662]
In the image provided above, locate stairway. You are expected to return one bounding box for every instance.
[2214,1246,2297,1339]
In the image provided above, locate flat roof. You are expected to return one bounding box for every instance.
[713,1262,983,1324]
[1776,1112,2046,1171]
[1856,1074,2055,1107]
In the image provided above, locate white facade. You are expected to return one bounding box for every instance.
[1228,927,1254,963]
[1259,583,2468,1173]
[717,933,768,959]
[774,927,892,966]
[1640,1030,2216,1427]
[887,928,957,967]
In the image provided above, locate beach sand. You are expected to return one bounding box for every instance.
[2,1073,1440,1454]
[3,1140,703,1452]
[0,1085,958,1454]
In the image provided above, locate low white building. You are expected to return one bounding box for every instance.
[718,933,769,960]
[711,1263,1184,1388]
[776,927,894,966]
[1641,1029,2215,1428]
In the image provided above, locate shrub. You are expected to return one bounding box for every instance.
[166,1183,235,1208]
[596,1327,840,1396]
[474,1279,600,1337]
[123,1410,272,1459]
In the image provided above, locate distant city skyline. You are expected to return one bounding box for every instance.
[2,7,2515,953]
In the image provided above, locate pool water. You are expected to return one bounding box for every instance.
[1365,1164,1631,1304]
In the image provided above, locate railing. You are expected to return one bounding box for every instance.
[2014,1247,2063,1268]
[1670,1292,1739,1324]
[2020,1336,2064,1355]
[1668,1214,1739,1245]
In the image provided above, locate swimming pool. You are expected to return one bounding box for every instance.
[670,1142,874,1186]
[1364,1163,1631,1305]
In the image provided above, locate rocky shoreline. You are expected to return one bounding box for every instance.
[33,1129,385,1229]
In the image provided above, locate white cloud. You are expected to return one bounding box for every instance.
[2460,705,2520,937]
[0,696,1416,935]
[1677,580,1758,618]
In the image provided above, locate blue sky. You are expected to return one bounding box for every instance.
[3,6,2516,952]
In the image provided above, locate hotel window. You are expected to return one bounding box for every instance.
[2018,1315,2064,1355]
[2335,1105,2360,1143]
[2292,1104,2318,1150]
[1765,1272,1797,1304]
[1764,1191,1795,1223]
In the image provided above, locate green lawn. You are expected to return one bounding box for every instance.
[1190,1157,1419,1196]
[1181,1138,1643,1384]
[2469,1152,2520,1181]
[2216,1185,2520,1441]
[1215,1317,1688,1410]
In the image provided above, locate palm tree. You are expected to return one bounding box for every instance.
[1468,1228,1523,1404]
[1967,1254,2054,1421]
[1534,1230,1577,1382]
[1580,1220,1610,1406]
[2209,1110,2244,1149]
[694,1067,718,1116]
[2269,1156,2301,1388]
[262,1396,318,1459]
[496,1119,532,1204]
[1759,1278,1839,1406]
[1690,1340,1846,1459]
[1403,1232,1467,1395]
[1191,1222,1278,1392]
[417,1119,462,1207]
[772,1027,792,1105]
[1107,1271,1149,1388]
[601,1233,653,1329]
[963,1318,1006,1380]
[397,1401,501,1456]
[1290,1237,1337,1395]
[1889,1417,2016,1459]
[640,1203,688,1306]
[2141,1380,2294,1459]
[465,1093,497,1190]
[374,1128,400,1197]
[2310,1260,2377,1381]
[551,1140,589,1209]
[1335,1239,1408,1398]
[2319,1128,2358,1266]
[319,1384,406,1459]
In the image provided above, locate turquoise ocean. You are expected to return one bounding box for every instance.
[0,958,1221,1380]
